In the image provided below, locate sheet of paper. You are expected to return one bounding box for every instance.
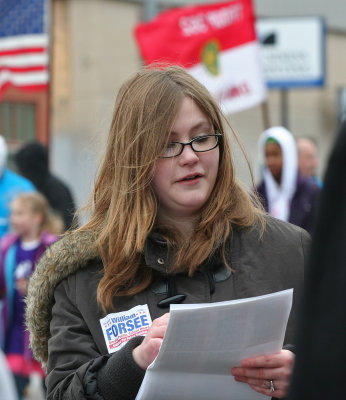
[136,289,293,400]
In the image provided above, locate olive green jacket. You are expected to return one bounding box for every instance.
[26,216,309,399]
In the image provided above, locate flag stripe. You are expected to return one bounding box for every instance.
[0,35,48,51]
[0,70,49,85]
[0,65,46,73]
[0,81,48,93]
[0,54,49,67]
[0,47,46,57]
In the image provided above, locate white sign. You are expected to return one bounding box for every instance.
[100,304,152,353]
[256,17,325,88]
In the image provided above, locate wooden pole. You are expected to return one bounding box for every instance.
[261,100,271,130]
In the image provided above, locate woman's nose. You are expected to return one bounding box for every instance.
[178,144,199,164]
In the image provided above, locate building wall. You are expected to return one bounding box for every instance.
[254,0,346,32]
[51,0,140,213]
[50,0,346,212]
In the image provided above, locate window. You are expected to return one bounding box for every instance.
[0,102,36,145]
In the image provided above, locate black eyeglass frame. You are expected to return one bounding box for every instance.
[160,133,223,158]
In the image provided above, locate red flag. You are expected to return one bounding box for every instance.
[135,0,266,114]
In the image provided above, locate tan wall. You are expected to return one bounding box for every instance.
[51,0,141,212]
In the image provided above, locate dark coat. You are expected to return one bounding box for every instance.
[256,173,320,233]
[288,121,346,400]
[15,142,76,231]
[26,216,309,400]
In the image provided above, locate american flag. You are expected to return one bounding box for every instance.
[0,0,49,98]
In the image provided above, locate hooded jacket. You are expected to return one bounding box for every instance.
[26,216,309,400]
[256,127,320,233]
[15,142,76,231]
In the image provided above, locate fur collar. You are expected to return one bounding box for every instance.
[26,230,99,368]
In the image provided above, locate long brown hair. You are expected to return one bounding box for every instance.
[77,65,264,311]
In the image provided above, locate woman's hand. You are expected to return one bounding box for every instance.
[231,349,295,398]
[132,313,170,370]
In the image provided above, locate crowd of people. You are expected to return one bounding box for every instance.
[0,64,344,399]
[0,137,76,399]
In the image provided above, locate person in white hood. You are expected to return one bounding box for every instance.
[0,136,35,238]
[256,127,320,233]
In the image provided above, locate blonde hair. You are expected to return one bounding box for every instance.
[77,65,264,311]
[13,192,63,235]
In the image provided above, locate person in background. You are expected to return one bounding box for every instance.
[256,126,320,234]
[0,192,61,400]
[288,121,346,400]
[26,65,308,400]
[15,141,77,231]
[0,136,35,239]
[296,136,322,187]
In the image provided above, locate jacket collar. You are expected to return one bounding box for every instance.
[144,232,173,273]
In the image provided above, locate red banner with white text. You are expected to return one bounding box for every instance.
[135,0,266,114]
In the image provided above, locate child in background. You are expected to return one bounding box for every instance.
[0,192,62,399]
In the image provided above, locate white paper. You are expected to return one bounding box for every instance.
[136,289,293,400]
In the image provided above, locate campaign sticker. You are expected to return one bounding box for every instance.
[100,304,152,353]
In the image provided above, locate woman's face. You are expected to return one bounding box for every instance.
[152,97,220,220]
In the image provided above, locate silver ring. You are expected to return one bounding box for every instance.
[269,380,275,392]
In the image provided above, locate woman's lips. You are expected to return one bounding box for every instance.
[177,173,203,184]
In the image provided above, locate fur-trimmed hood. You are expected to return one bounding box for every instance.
[26,230,99,368]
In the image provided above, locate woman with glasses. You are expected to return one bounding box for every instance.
[26,65,308,400]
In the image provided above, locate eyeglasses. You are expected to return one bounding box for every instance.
[160,134,222,158]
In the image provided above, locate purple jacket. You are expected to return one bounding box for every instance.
[256,173,320,233]
[0,231,58,355]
